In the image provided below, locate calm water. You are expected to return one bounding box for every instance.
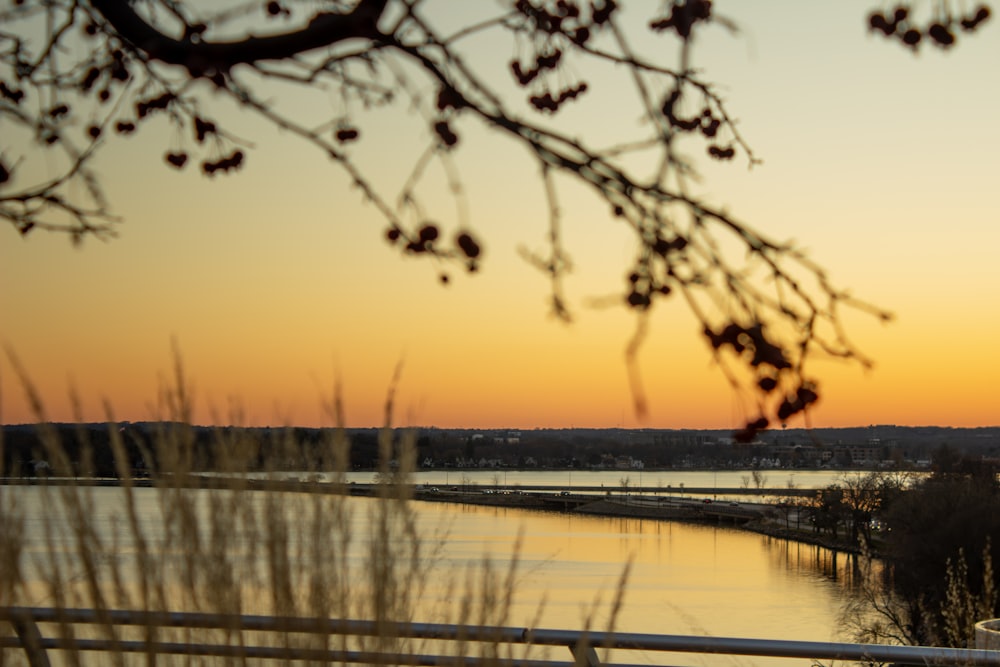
[416,501,860,641]
[5,481,863,652]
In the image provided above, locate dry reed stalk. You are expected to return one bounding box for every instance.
[0,352,632,665]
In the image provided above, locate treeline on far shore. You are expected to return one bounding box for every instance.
[3,421,999,479]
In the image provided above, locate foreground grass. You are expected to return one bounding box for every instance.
[0,359,628,665]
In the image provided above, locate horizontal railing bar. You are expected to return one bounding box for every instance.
[0,637,672,667]
[3,606,998,667]
[1,637,575,667]
[525,629,998,666]
[0,640,675,667]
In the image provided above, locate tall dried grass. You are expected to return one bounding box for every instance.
[0,354,627,665]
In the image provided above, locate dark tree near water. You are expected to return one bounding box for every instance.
[878,451,1000,645]
[0,1,990,434]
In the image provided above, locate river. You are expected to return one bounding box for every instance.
[4,475,867,657]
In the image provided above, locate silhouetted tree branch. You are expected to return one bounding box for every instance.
[1,1,990,433]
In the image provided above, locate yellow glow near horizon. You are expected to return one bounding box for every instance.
[2,1,999,429]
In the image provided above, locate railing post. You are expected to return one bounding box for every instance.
[570,639,601,667]
[9,611,52,667]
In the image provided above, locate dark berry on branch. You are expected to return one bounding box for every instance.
[386,228,401,244]
[529,93,559,112]
[201,150,244,175]
[511,61,536,85]
[747,327,791,370]
[705,322,746,352]
[165,152,188,168]
[557,0,580,18]
[776,398,800,421]
[110,61,129,81]
[796,385,819,406]
[456,232,481,259]
[928,23,955,45]
[869,12,895,35]
[87,125,101,139]
[336,128,359,142]
[902,29,922,46]
[136,92,176,118]
[708,145,735,160]
[734,418,768,443]
[592,0,616,25]
[556,83,587,104]
[434,121,458,146]
[691,0,712,20]
[673,117,701,132]
[115,121,135,134]
[962,6,991,29]
[81,67,101,91]
[418,224,439,243]
[627,291,650,308]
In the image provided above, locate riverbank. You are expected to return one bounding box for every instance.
[407,486,865,555]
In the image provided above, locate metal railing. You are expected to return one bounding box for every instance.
[2,606,998,667]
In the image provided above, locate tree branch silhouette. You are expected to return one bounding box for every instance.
[2,0,988,434]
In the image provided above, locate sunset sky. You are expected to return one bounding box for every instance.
[2,1,998,429]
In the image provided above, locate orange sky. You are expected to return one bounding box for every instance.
[2,1,998,429]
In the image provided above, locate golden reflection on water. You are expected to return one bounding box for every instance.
[416,502,858,645]
[6,486,865,667]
